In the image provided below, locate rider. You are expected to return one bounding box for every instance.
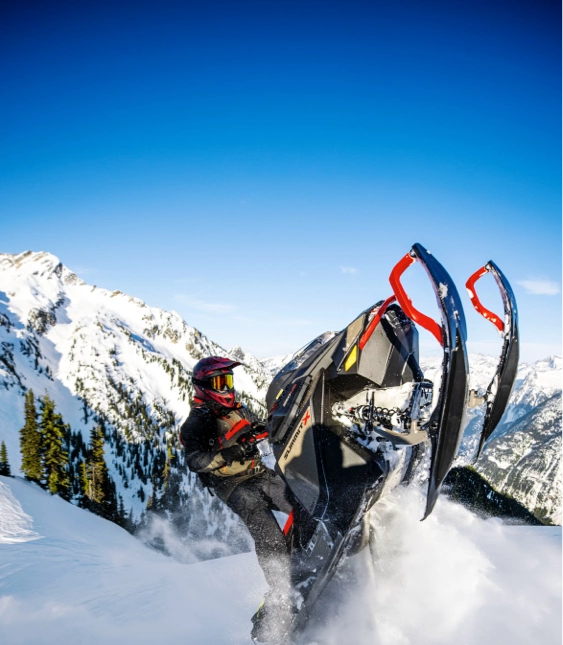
[180,356,295,627]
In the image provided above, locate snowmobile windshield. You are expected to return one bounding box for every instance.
[280,331,338,376]
[210,373,234,391]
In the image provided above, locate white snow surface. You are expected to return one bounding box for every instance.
[0,475,560,645]
[0,476,267,644]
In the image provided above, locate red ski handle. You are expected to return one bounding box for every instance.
[465,265,504,333]
[389,252,444,346]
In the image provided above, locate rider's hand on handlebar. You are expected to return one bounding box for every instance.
[252,421,266,433]
[221,441,257,464]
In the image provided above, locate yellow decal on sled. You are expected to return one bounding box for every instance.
[344,345,358,371]
[276,388,284,400]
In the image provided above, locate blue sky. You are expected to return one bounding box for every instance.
[1,0,560,362]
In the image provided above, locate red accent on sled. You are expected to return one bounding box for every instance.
[389,252,444,346]
[283,510,294,536]
[358,295,397,350]
[465,265,505,333]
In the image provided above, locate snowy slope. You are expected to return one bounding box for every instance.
[0,475,560,645]
[0,475,265,645]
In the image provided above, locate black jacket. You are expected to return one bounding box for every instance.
[180,401,263,500]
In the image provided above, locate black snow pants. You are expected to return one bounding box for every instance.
[225,468,294,594]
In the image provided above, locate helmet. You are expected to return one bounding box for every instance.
[192,356,242,409]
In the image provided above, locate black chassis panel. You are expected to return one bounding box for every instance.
[269,298,421,534]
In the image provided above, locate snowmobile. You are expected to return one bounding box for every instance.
[254,242,519,643]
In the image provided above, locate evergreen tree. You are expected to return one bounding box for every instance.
[104,478,119,523]
[40,394,70,499]
[0,441,11,476]
[84,427,108,505]
[117,495,130,529]
[19,390,42,482]
[77,460,88,506]
[82,427,118,521]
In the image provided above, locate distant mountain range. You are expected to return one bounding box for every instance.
[0,251,560,536]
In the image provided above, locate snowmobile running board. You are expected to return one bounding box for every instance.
[466,261,519,459]
[260,242,519,644]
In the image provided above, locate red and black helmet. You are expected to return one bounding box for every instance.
[192,356,242,409]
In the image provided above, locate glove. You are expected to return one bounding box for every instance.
[252,421,266,434]
[238,431,261,458]
[221,443,250,464]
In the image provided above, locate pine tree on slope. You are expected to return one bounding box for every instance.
[82,426,119,522]
[19,390,42,482]
[0,441,11,476]
[84,426,108,505]
[40,394,70,499]
[77,460,88,507]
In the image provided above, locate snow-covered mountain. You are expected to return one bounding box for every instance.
[464,356,563,524]
[476,392,561,525]
[1,474,561,644]
[259,352,298,377]
[421,354,497,464]
[0,251,274,548]
[422,354,562,524]
[0,250,560,539]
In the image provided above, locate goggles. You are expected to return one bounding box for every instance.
[210,373,234,391]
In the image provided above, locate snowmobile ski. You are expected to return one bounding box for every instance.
[465,260,519,458]
[389,243,470,519]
